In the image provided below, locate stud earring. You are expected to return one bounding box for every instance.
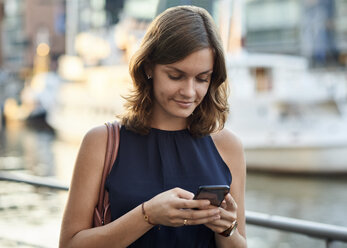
[147,75,152,80]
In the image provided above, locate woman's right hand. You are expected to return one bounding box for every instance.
[143,187,221,227]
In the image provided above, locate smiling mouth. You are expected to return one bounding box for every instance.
[174,100,194,108]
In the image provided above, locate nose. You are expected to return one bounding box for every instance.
[179,78,195,98]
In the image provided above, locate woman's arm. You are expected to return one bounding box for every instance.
[59,125,154,248]
[59,126,221,248]
[211,128,247,248]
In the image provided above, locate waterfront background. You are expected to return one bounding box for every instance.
[1,0,347,247]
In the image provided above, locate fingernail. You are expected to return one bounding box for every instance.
[214,215,220,220]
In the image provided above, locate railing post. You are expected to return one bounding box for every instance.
[326,239,332,248]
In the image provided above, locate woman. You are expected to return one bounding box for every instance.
[60,5,247,248]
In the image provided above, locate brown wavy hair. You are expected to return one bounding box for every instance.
[121,5,229,137]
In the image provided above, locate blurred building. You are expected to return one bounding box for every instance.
[1,0,65,72]
[65,0,128,56]
[244,0,347,66]
[156,0,213,14]
[0,1,4,67]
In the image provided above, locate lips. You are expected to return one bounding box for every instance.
[173,99,194,108]
[174,100,194,109]
[175,100,193,104]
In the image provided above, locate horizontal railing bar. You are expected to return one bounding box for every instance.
[246,210,347,242]
[0,236,46,248]
[0,171,69,191]
[1,171,347,244]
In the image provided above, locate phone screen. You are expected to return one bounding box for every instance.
[193,185,230,206]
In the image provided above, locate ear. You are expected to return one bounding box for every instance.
[144,63,153,78]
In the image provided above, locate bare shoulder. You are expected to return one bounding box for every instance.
[211,128,246,173]
[82,125,108,146]
[77,125,108,172]
[81,125,108,152]
[211,128,244,154]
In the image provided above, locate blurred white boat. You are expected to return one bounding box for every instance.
[3,72,61,123]
[226,52,347,173]
[46,63,131,142]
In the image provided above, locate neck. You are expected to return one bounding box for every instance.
[150,116,188,131]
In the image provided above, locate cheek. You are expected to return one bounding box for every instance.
[153,87,167,104]
[152,76,165,97]
[197,84,210,100]
[153,80,174,101]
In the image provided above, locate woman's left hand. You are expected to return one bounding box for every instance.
[204,193,238,234]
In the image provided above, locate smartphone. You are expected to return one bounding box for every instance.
[193,185,230,207]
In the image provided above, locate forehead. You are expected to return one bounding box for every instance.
[157,48,214,74]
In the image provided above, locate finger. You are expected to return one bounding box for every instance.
[180,208,220,220]
[225,194,237,211]
[175,198,210,209]
[204,219,231,233]
[218,206,237,225]
[220,200,227,209]
[182,214,221,226]
[202,204,219,210]
[174,187,195,200]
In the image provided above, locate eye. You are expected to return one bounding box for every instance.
[168,74,182,80]
[196,77,209,83]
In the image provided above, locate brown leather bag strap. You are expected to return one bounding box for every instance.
[96,121,120,221]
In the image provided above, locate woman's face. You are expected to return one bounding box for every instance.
[150,48,214,127]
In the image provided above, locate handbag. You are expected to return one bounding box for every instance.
[93,121,120,227]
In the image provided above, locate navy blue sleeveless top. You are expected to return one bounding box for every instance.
[105,127,232,248]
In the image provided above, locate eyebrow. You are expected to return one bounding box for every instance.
[165,66,213,76]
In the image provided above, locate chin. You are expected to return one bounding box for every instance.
[173,109,194,118]
[166,104,197,119]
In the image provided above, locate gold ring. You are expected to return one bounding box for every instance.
[183,219,188,226]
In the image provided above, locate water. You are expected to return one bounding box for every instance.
[0,123,346,248]
[246,174,347,248]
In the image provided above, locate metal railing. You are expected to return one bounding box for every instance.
[0,171,68,191]
[1,171,347,247]
[246,211,347,248]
